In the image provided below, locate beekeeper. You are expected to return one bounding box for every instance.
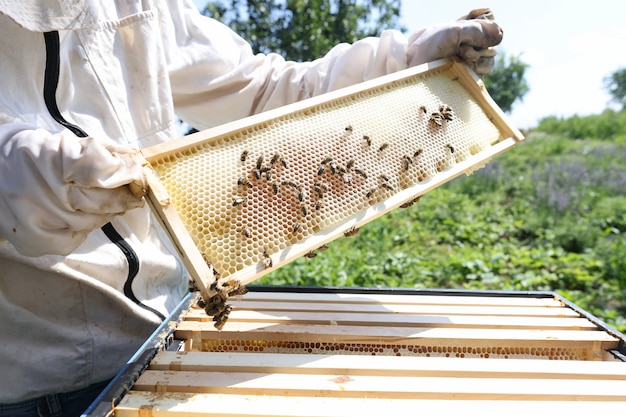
[0,1,502,415]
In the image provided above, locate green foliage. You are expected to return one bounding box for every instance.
[261,130,626,333]
[535,108,626,142]
[483,52,530,113]
[604,67,626,109]
[203,0,405,61]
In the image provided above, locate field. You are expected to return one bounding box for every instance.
[260,115,626,333]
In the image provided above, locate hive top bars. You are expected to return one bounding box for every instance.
[138,58,524,320]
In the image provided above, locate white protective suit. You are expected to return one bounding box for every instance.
[0,0,502,403]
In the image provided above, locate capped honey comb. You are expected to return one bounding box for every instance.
[141,59,524,299]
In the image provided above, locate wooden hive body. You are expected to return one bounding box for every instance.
[91,288,626,417]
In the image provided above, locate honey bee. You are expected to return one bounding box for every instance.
[379,174,389,182]
[317,165,326,176]
[297,190,304,202]
[242,227,250,238]
[381,183,394,191]
[314,182,327,192]
[213,304,232,331]
[240,150,249,162]
[270,153,288,168]
[363,135,372,146]
[262,251,273,269]
[321,156,333,165]
[313,183,325,198]
[232,196,247,206]
[304,251,317,259]
[366,187,377,198]
[378,143,389,152]
[401,154,413,171]
[413,148,423,158]
[439,104,453,121]
[446,144,455,154]
[230,285,249,296]
[344,125,353,133]
[430,113,443,127]
[301,204,308,216]
[317,244,329,251]
[419,105,427,114]
[272,182,279,194]
[329,163,338,175]
[237,177,253,188]
[344,226,359,237]
[314,200,323,211]
[281,180,299,190]
[204,297,226,317]
[201,253,212,268]
[346,159,355,171]
[252,169,261,179]
[400,196,422,209]
[256,155,264,170]
[293,222,300,233]
[354,168,367,179]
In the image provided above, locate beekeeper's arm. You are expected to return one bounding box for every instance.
[170,5,503,130]
[0,124,147,256]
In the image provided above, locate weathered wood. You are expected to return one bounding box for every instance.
[175,320,617,345]
[149,351,626,380]
[184,309,595,330]
[112,291,626,416]
[115,392,626,417]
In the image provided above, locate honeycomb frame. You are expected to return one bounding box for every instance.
[140,59,524,300]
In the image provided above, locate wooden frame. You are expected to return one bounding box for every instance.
[138,59,524,301]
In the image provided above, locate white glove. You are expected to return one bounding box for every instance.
[407,8,503,76]
[0,124,147,256]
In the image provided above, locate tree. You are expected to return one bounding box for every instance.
[604,68,626,109]
[483,52,530,114]
[203,0,405,62]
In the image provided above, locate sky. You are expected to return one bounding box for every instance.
[193,0,626,130]
[400,0,626,129]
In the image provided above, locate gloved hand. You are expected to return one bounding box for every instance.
[406,8,503,76]
[0,124,147,256]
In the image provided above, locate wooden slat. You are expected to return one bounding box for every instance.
[115,392,626,417]
[186,302,581,318]
[238,291,564,307]
[149,352,626,380]
[133,369,626,401]
[175,320,618,346]
[183,309,596,330]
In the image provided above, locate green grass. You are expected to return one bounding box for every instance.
[259,129,626,333]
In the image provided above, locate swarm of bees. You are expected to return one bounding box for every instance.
[194,257,249,330]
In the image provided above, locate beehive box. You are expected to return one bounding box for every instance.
[139,59,524,310]
[89,287,626,417]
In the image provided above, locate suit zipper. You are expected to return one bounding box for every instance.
[42,31,165,321]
